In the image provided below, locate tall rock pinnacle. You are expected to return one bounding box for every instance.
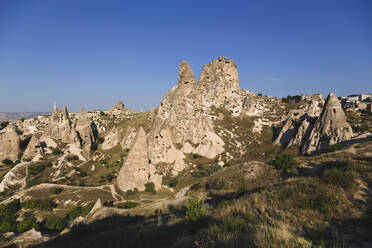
[302,93,353,154]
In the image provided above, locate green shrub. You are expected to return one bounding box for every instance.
[17,214,39,232]
[270,154,297,174]
[206,165,221,175]
[185,194,206,223]
[106,173,114,182]
[169,178,178,188]
[145,182,156,194]
[0,199,21,215]
[66,203,94,221]
[78,171,88,177]
[192,154,199,159]
[206,177,226,190]
[99,111,105,116]
[125,188,139,198]
[0,215,17,232]
[322,144,343,153]
[29,163,46,175]
[66,155,79,161]
[322,168,356,188]
[51,187,63,194]
[2,159,14,166]
[352,124,370,133]
[44,214,65,231]
[115,201,139,209]
[0,121,9,130]
[23,199,55,210]
[51,147,63,156]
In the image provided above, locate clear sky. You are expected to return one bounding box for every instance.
[0,0,371,112]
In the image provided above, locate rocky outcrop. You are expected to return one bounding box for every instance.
[302,93,353,154]
[193,131,225,159]
[102,127,120,150]
[0,124,21,162]
[22,135,43,160]
[117,127,161,191]
[274,93,353,154]
[42,104,80,144]
[76,108,97,157]
[120,127,137,150]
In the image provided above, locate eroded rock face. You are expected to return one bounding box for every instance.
[194,132,225,159]
[120,127,137,150]
[0,124,21,162]
[102,127,120,150]
[22,135,43,160]
[274,93,353,154]
[302,93,353,154]
[117,127,161,191]
[42,104,80,145]
[76,108,97,157]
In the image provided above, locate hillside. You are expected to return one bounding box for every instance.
[0,57,371,248]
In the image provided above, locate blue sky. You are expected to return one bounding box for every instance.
[0,0,371,112]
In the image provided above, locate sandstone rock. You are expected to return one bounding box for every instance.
[76,108,97,157]
[181,142,195,154]
[193,131,225,159]
[302,93,353,154]
[89,198,103,214]
[13,228,45,244]
[22,135,43,160]
[117,127,161,191]
[120,127,137,150]
[0,124,21,162]
[102,127,120,150]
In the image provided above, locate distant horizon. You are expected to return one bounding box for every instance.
[1,0,371,112]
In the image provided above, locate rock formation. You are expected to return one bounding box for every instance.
[117,127,161,191]
[22,135,43,160]
[76,108,97,157]
[302,93,353,154]
[42,104,80,144]
[0,124,21,162]
[102,127,120,150]
[120,127,137,150]
[274,93,353,154]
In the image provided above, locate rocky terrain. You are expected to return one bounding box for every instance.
[0,57,372,248]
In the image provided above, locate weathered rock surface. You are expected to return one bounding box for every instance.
[117,127,161,191]
[302,93,353,154]
[102,127,120,150]
[0,124,21,162]
[194,131,225,159]
[22,135,43,160]
[120,127,137,150]
[76,108,97,157]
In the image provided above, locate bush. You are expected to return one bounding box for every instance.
[125,188,139,198]
[192,154,199,159]
[352,124,370,133]
[115,201,139,209]
[0,199,21,215]
[99,111,106,116]
[206,177,226,190]
[29,163,46,175]
[78,171,88,177]
[23,199,55,210]
[0,215,17,232]
[0,121,9,130]
[169,178,178,188]
[185,194,206,223]
[145,182,156,194]
[322,168,356,188]
[2,159,14,166]
[66,155,79,161]
[322,144,343,153]
[270,154,297,174]
[66,203,94,221]
[106,173,114,182]
[51,147,63,156]
[51,187,63,194]
[44,214,65,231]
[206,165,221,175]
[17,214,39,232]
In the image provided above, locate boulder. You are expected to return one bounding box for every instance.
[193,131,225,159]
